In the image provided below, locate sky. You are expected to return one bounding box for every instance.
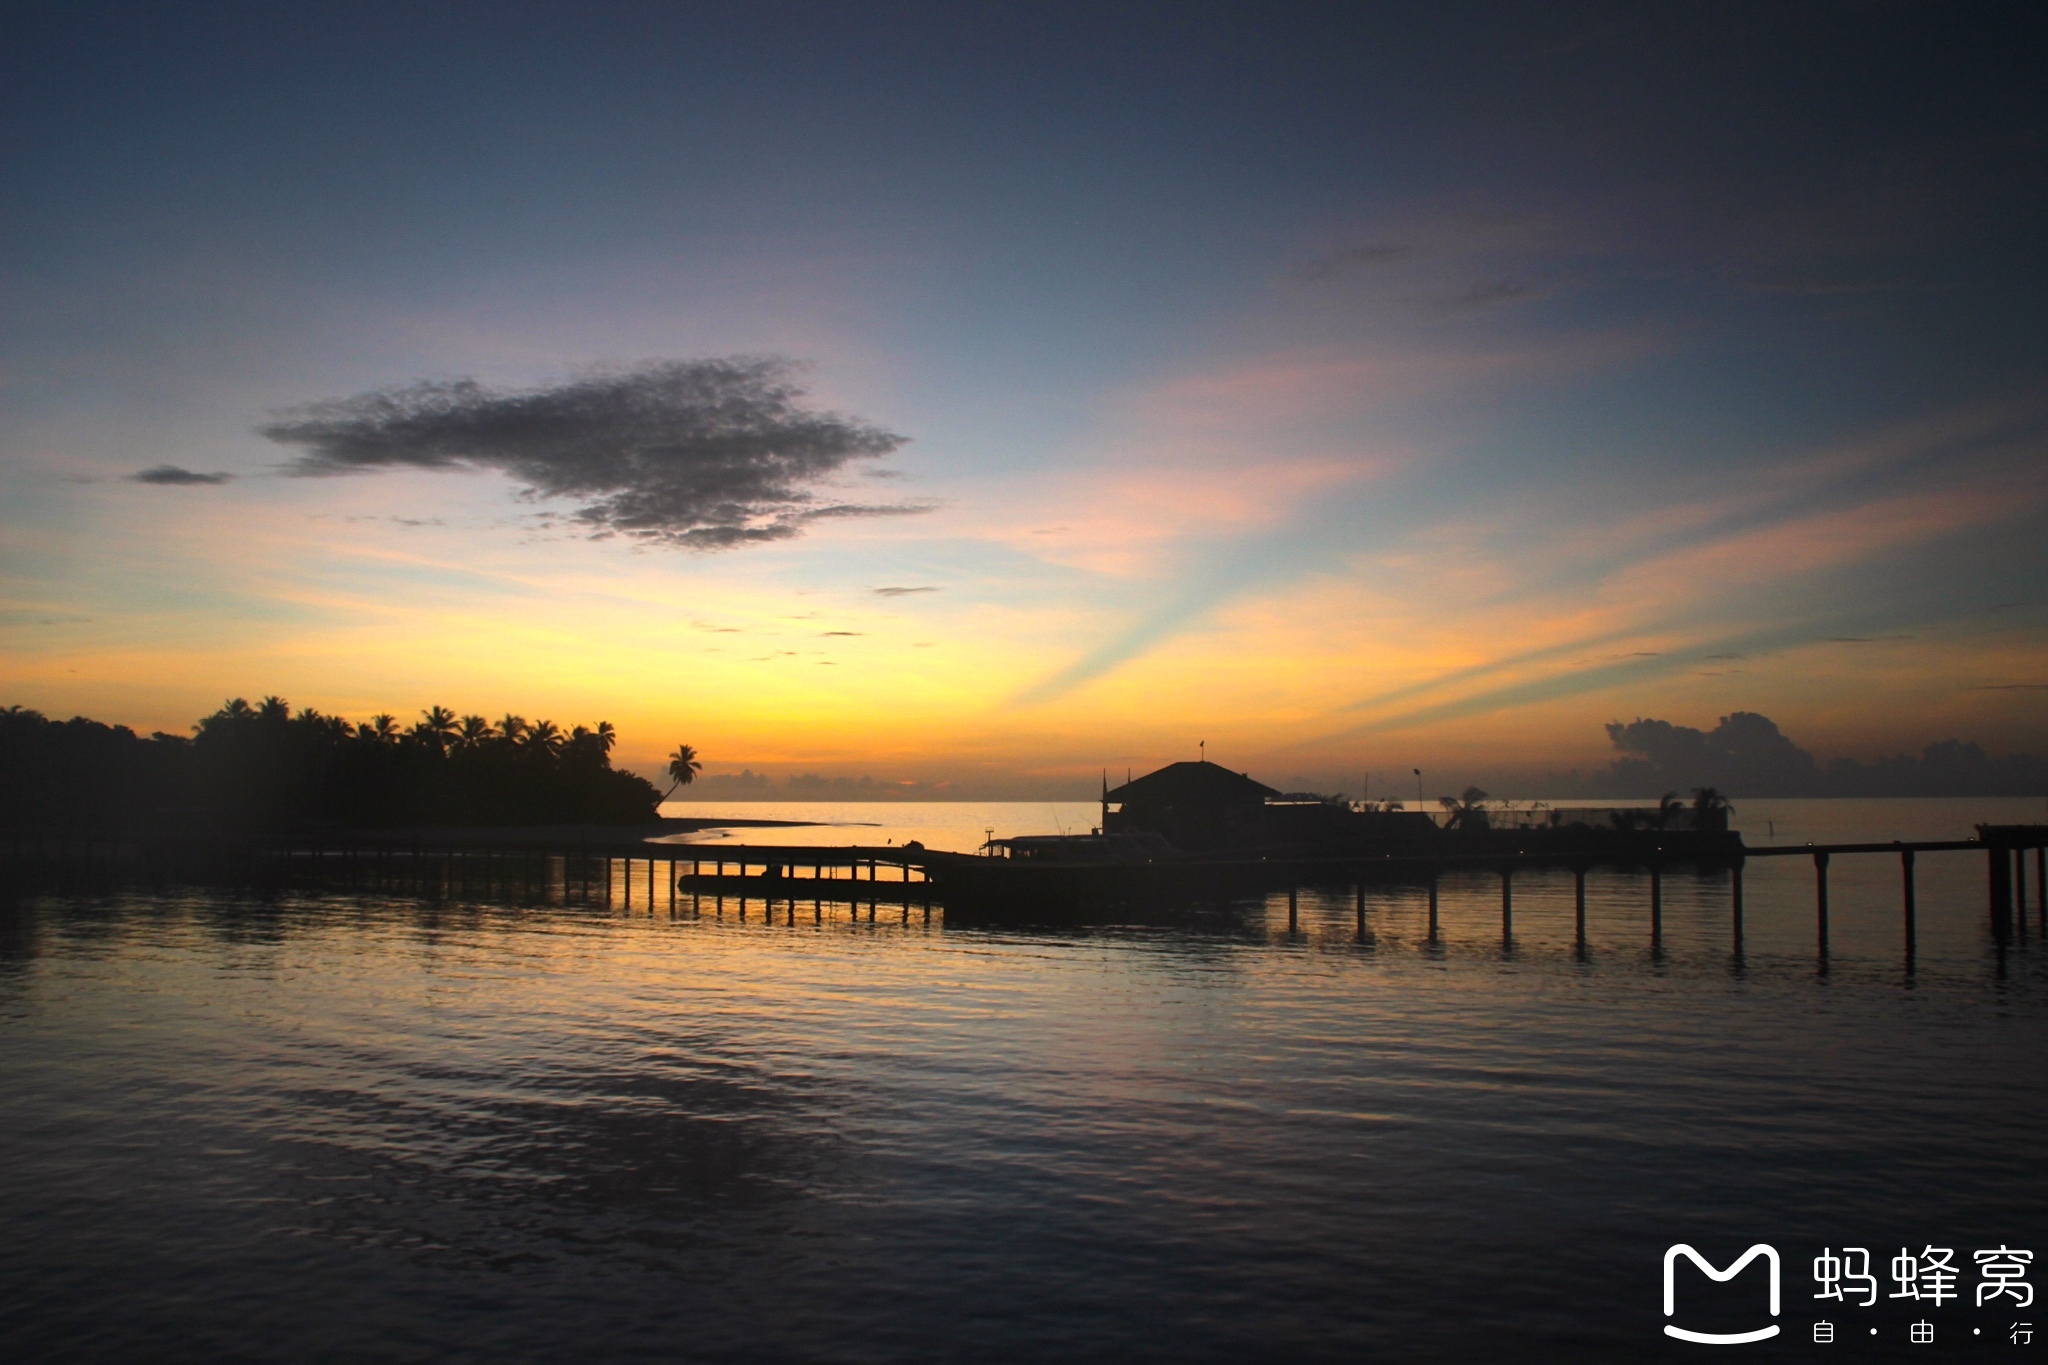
[3,1,2045,797]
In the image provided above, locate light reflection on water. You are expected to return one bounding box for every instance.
[2,800,2045,1362]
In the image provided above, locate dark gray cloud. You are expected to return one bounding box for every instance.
[259,358,925,549]
[129,464,233,485]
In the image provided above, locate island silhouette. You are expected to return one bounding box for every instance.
[1,697,670,832]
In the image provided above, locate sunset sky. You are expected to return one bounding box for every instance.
[4,3,2044,795]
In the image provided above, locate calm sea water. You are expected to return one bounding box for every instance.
[3,799,2045,1362]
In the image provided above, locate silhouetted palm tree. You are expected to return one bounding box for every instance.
[258,696,290,724]
[365,713,400,744]
[595,721,616,755]
[409,705,459,753]
[1654,790,1683,829]
[664,744,702,800]
[1438,786,1489,830]
[498,714,528,745]
[458,715,493,748]
[1691,786,1733,833]
[524,719,563,755]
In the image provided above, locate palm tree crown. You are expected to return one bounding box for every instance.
[664,744,702,800]
[409,705,459,752]
[1690,786,1733,832]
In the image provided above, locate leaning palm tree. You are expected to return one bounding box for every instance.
[594,720,616,755]
[1439,785,1489,830]
[664,743,702,800]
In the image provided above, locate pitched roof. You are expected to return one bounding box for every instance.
[1106,760,1280,805]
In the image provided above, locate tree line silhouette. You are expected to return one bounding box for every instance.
[1,697,678,831]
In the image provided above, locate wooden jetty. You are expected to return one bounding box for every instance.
[4,823,2044,960]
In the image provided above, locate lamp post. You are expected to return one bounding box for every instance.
[1414,768,1423,805]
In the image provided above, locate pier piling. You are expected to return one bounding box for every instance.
[1990,846,2012,943]
[1573,865,1587,951]
[1901,847,1916,961]
[2016,849,2029,942]
[1730,863,1744,954]
[1650,862,1663,947]
[1814,850,1830,955]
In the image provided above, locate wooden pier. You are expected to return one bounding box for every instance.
[4,825,2044,960]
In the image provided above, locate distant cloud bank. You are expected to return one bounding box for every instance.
[1547,711,2048,798]
[260,357,926,549]
[129,465,233,485]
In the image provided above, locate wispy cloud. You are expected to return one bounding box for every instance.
[260,358,929,550]
[1290,241,1414,280]
[128,465,233,486]
[872,585,939,596]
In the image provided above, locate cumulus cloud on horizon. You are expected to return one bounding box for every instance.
[259,357,926,549]
[129,465,234,485]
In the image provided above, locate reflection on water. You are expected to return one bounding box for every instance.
[654,797,1108,850]
[3,800,2046,1362]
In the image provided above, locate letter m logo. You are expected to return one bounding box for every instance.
[1663,1243,1781,1344]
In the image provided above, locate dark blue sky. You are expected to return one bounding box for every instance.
[3,1,2044,784]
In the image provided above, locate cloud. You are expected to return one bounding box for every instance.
[871,585,939,596]
[0,610,93,626]
[259,357,927,549]
[128,464,233,486]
